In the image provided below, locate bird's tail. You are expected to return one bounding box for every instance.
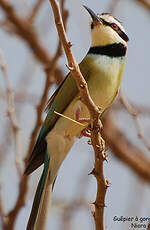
[26,153,52,230]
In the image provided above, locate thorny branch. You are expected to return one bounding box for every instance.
[48,0,107,229]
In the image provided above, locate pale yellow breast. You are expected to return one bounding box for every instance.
[52,55,125,137]
[87,55,125,109]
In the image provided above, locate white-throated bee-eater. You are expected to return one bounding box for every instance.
[25,6,129,230]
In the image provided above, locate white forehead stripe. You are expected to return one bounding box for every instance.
[98,14,126,33]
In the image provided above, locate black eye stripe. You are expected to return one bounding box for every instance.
[118,30,129,42]
[101,18,119,30]
[100,18,129,42]
[100,18,110,26]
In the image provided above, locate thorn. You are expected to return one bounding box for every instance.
[95,144,107,160]
[99,120,103,130]
[91,210,95,217]
[98,106,102,112]
[66,64,74,71]
[105,179,111,188]
[67,41,72,48]
[102,151,108,162]
[89,204,95,218]
[88,169,94,175]
[88,168,98,176]
[80,84,85,89]
[100,136,105,148]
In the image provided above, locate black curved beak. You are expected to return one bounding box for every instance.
[83,5,102,24]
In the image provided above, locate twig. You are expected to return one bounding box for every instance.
[61,200,90,230]
[48,1,107,229]
[111,100,150,115]
[28,0,45,22]
[0,49,22,177]
[119,90,150,151]
[102,111,150,182]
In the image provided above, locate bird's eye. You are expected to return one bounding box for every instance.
[111,23,119,31]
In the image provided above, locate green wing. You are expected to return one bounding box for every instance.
[25,57,91,174]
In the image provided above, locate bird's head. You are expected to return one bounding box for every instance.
[84,6,129,48]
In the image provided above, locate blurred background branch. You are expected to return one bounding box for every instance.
[0,50,22,177]
[135,0,150,11]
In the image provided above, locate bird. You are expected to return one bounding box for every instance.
[25,6,129,230]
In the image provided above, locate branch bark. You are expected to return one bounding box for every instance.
[48,1,107,230]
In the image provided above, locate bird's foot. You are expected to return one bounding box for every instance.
[81,128,91,138]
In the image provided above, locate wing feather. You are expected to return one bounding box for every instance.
[25,57,91,174]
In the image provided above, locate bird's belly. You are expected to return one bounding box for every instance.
[52,56,125,137]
